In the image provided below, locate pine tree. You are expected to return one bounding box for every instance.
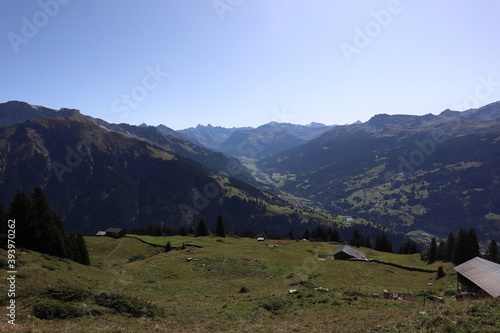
[215,215,226,238]
[165,241,172,252]
[453,228,470,265]
[196,219,209,237]
[437,241,446,261]
[332,229,340,243]
[315,226,325,242]
[427,237,438,264]
[468,228,480,259]
[76,234,90,265]
[485,240,499,263]
[288,230,295,240]
[67,232,80,263]
[375,234,393,253]
[8,191,37,248]
[31,187,67,258]
[350,228,363,247]
[302,229,310,240]
[178,226,187,236]
[445,232,455,262]
[365,236,372,249]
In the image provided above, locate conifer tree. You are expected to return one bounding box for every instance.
[331,229,340,243]
[31,187,67,258]
[215,215,226,238]
[350,228,363,247]
[288,230,295,240]
[165,241,172,252]
[302,229,310,240]
[453,228,470,265]
[468,228,480,258]
[67,232,80,263]
[196,219,209,237]
[445,232,455,262]
[365,236,372,249]
[427,237,438,264]
[315,226,325,242]
[8,191,37,248]
[76,233,90,265]
[486,240,499,263]
[437,241,446,261]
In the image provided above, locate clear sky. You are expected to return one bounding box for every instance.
[1,1,500,130]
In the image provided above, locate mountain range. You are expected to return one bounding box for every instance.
[1,100,500,243]
[0,101,362,237]
[258,102,500,241]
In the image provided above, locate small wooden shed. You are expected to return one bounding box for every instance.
[453,257,500,297]
[105,227,126,239]
[333,245,366,260]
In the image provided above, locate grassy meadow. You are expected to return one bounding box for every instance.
[1,235,498,332]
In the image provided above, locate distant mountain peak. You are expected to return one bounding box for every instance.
[307,122,326,128]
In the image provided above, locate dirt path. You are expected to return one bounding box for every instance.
[103,238,122,264]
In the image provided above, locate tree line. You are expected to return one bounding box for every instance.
[132,220,408,254]
[0,187,90,265]
[422,228,499,265]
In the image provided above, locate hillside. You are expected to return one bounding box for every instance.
[2,236,497,332]
[0,101,256,185]
[0,107,378,237]
[258,102,500,241]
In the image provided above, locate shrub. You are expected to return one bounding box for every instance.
[128,254,146,263]
[33,299,84,319]
[258,297,286,314]
[42,285,92,302]
[238,286,249,293]
[437,266,446,279]
[94,292,163,317]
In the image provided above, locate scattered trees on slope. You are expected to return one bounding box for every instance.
[1,187,89,265]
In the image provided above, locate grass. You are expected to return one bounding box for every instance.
[3,236,497,332]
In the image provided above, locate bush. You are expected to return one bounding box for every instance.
[238,286,249,293]
[258,297,286,314]
[33,299,84,319]
[41,285,92,302]
[128,254,146,263]
[94,292,163,317]
[437,266,446,279]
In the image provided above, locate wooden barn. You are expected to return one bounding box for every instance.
[105,227,126,239]
[333,245,366,260]
[453,257,500,297]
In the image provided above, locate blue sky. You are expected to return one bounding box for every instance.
[1,1,500,130]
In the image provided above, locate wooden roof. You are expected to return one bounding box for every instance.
[453,257,500,297]
[334,245,366,260]
[105,227,124,233]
